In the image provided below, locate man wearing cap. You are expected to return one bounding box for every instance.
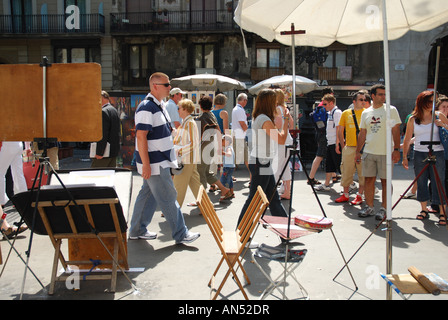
[166,88,185,129]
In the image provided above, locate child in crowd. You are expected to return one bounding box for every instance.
[219,134,235,201]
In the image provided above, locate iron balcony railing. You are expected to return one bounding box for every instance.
[110,10,238,33]
[0,13,105,34]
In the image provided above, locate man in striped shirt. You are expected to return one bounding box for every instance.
[129,72,200,244]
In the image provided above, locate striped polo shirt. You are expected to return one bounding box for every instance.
[135,93,177,176]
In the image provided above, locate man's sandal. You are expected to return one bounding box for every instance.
[416,210,429,220]
[439,215,447,225]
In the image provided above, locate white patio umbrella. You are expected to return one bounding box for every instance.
[170,73,246,92]
[248,74,319,95]
[235,0,448,299]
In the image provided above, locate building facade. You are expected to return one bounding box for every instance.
[1,0,447,162]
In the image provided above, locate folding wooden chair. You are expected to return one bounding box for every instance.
[12,186,129,295]
[196,185,268,300]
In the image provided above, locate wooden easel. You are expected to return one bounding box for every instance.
[33,196,128,294]
[0,60,135,296]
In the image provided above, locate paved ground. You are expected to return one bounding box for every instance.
[1,148,448,303]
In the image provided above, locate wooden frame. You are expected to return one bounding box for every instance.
[0,63,102,142]
[32,196,128,295]
[196,185,268,300]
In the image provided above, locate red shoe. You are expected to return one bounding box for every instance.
[335,194,349,203]
[350,194,363,206]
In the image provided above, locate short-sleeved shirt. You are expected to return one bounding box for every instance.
[223,146,235,168]
[232,104,247,139]
[134,93,177,175]
[339,108,365,147]
[326,106,342,146]
[165,98,181,127]
[249,114,276,161]
[359,104,402,155]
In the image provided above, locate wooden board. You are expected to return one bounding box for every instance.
[0,63,102,142]
[386,274,448,295]
[68,234,128,270]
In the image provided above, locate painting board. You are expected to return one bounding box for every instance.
[0,62,102,142]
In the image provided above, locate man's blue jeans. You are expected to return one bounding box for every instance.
[129,167,188,242]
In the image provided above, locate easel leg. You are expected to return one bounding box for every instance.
[111,238,118,293]
[49,239,62,295]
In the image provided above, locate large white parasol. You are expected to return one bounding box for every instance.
[171,73,246,92]
[248,74,319,95]
[235,0,448,299]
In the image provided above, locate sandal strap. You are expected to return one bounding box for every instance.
[417,210,429,220]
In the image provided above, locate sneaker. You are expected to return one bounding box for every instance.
[129,231,157,240]
[375,207,387,221]
[350,194,363,206]
[245,240,259,249]
[314,184,330,191]
[358,205,374,217]
[278,181,285,194]
[307,178,321,186]
[335,193,350,203]
[176,231,200,244]
[403,191,416,199]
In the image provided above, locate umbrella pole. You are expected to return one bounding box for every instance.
[382,0,393,300]
[281,23,305,130]
[291,28,297,129]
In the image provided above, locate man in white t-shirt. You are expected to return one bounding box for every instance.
[356,84,402,220]
[315,94,342,191]
[232,93,249,168]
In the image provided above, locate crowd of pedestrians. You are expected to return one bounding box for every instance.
[309,84,447,224]
[3,71,446,246]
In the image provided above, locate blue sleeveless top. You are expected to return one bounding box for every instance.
[211,109,224,133]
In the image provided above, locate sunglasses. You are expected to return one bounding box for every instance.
[155,83,171,87]
[358,99,367,102]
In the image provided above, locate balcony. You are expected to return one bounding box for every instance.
[110,10,238,34]
[0,14,105,35]
[317,66,353,84]
[250,67,286,81]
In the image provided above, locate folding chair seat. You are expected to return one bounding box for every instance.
[196,185,268,300]
[12,186,129,295]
